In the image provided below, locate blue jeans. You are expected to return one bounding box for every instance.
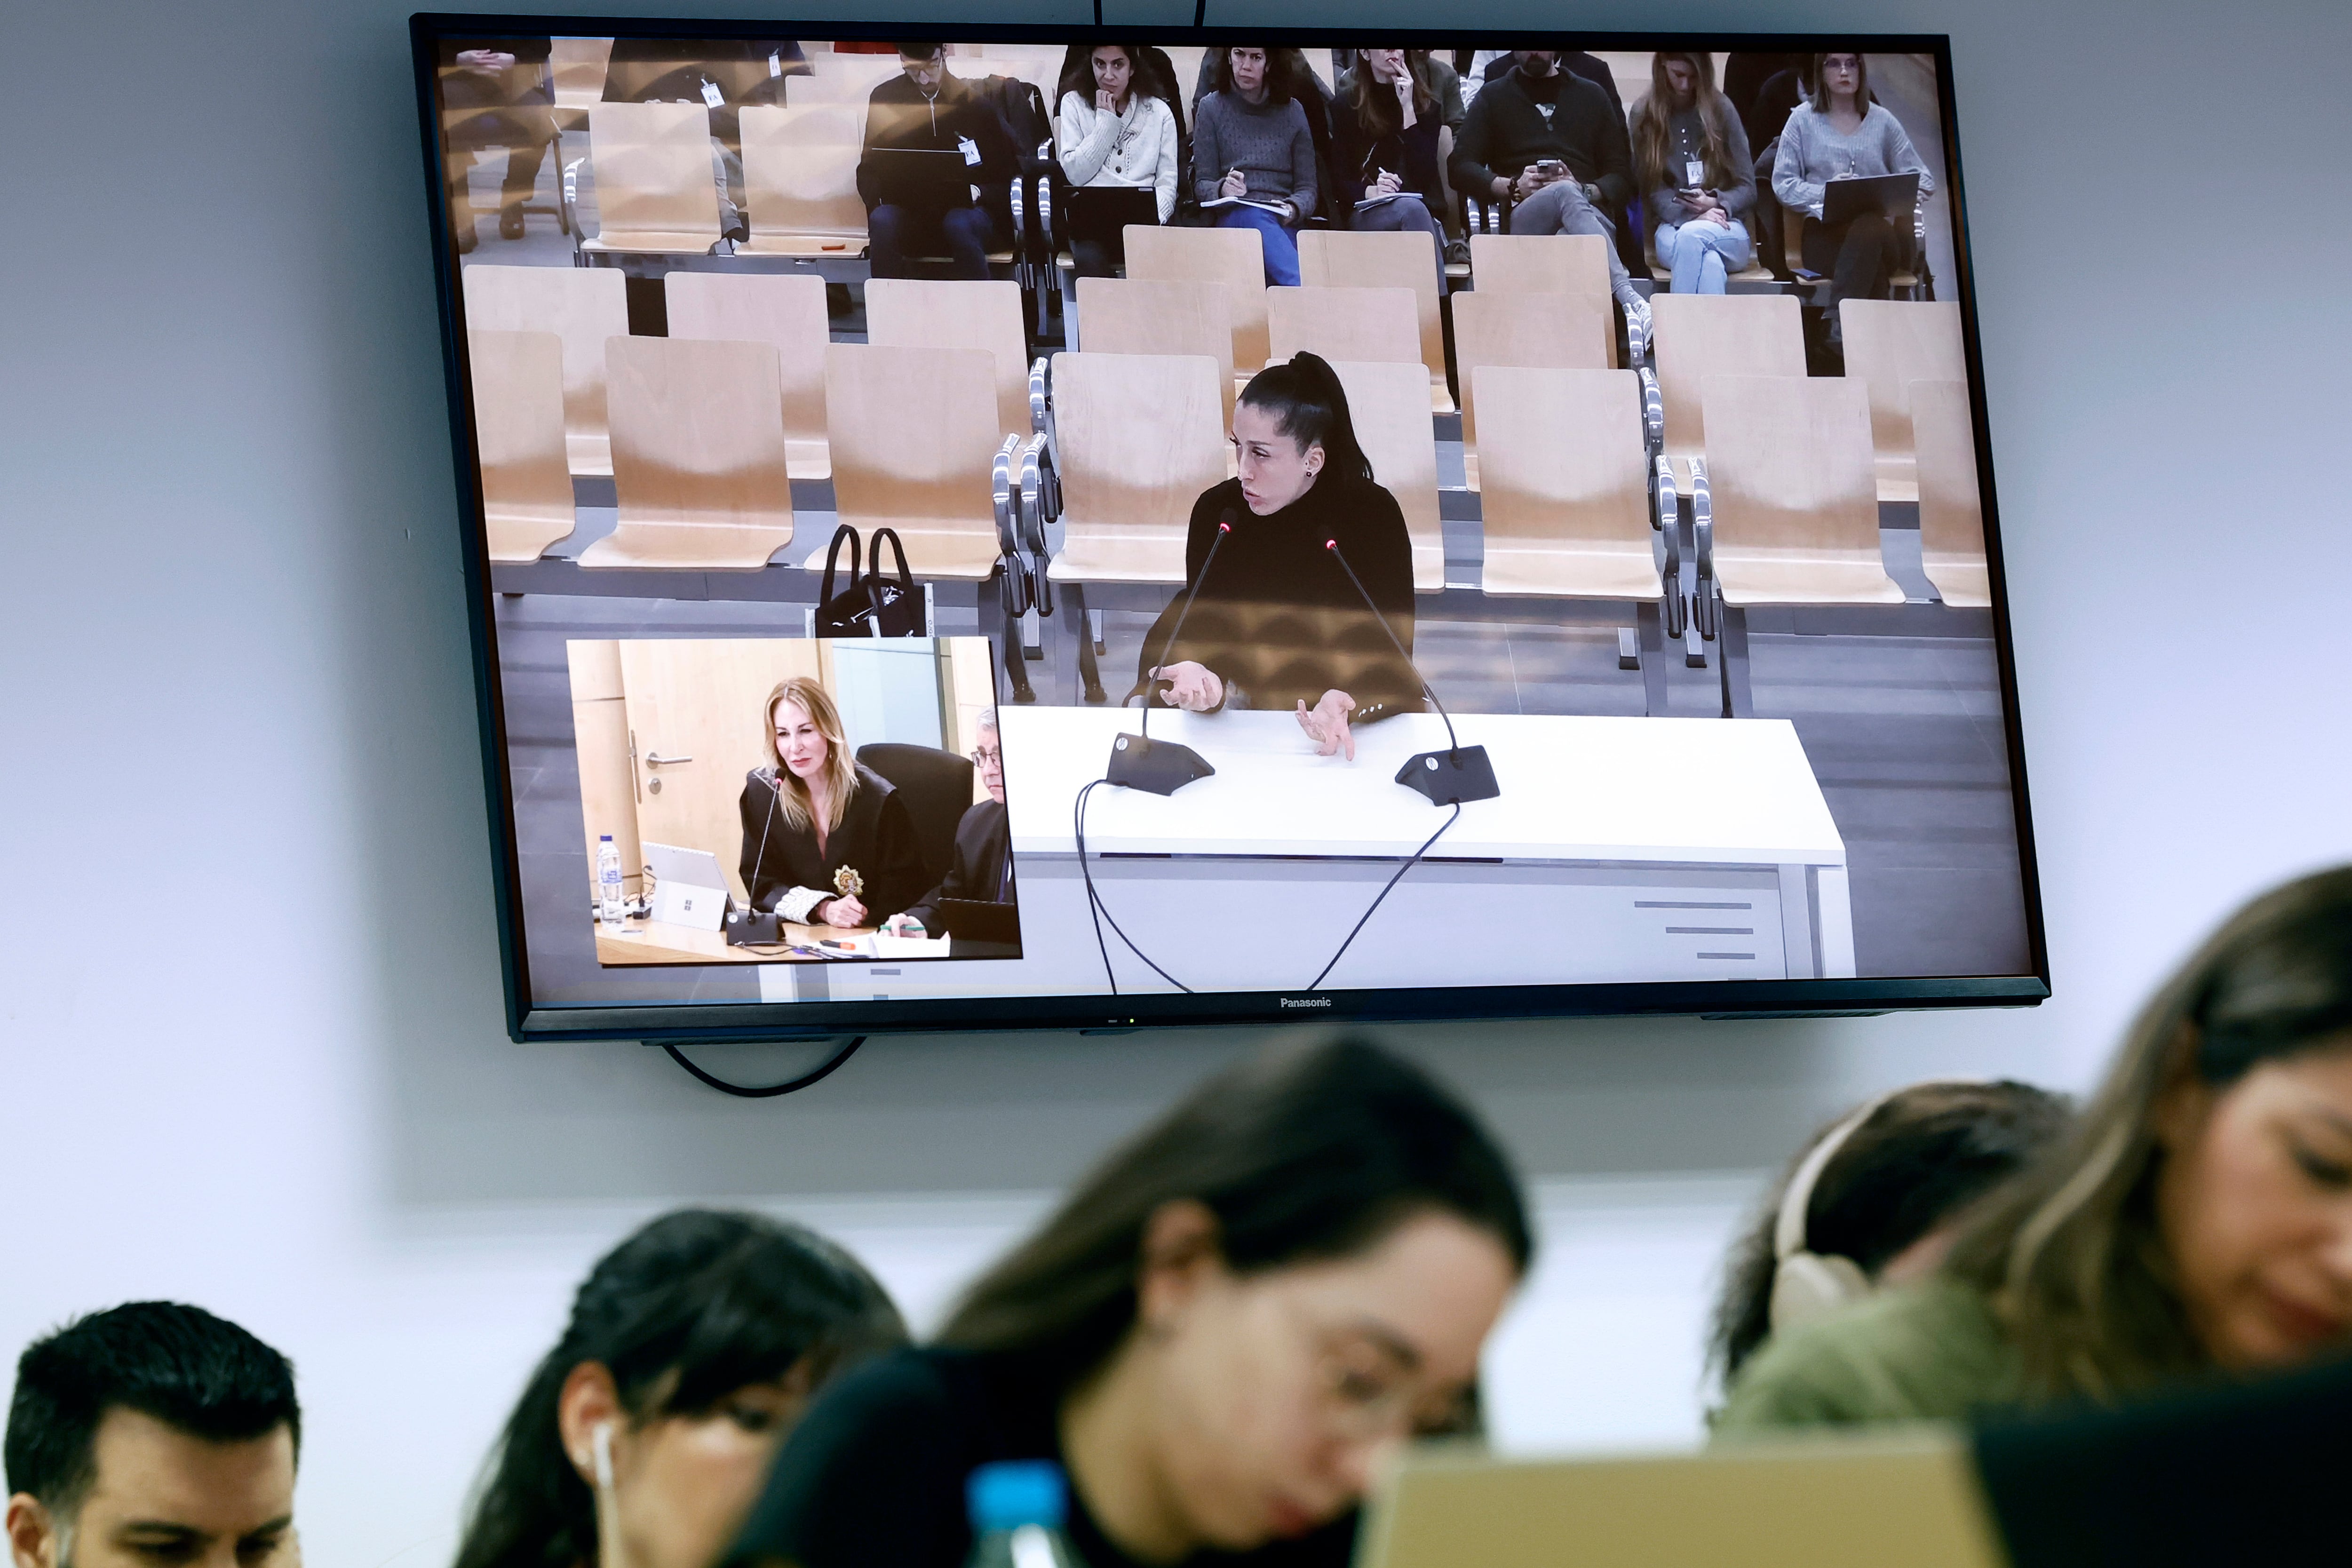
[1655,219,1754,294]
[1216,205,1301,286]
[869,202,996,279]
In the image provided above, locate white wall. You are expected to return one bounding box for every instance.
[4,0,2349,1561]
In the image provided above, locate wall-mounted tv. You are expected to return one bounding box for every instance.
[413,16,2047,1043]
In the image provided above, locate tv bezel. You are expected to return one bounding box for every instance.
[411,14,2050,1045]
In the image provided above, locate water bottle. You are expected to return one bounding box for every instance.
[596,835,625,928]
[965,1461,1081,1568]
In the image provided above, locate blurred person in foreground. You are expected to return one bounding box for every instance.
[730,1035,1531,1568]
[6,1301,300,1568]
[454,1209,905,1568]
[1718,867,2352,1431]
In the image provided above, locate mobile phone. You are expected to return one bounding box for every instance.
[1535,158,1567,176]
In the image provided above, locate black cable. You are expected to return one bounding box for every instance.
[1192,0,1207,25]
[1074,778,1193,995]
[1309,804,1461,991]
[663,1035,866,1098]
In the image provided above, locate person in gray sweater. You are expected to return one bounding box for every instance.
[1771,51,1934,335]
[1629,51,1757,294]
[1192,45,1319,286]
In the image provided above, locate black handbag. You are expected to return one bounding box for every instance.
[814,524,923,638]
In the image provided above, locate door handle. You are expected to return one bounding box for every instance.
[644,753,695,767]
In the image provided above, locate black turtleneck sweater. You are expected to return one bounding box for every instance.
[1134,474,1421,723]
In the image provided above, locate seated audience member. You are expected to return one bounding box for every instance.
[1771,51,1934,343]
[1192,47,1320,287]
[454,1209,905,1568]
[1448,50,1649,326]
[1337,50,1468,256]
[1144,353,1421,763]
[885,710,1014,938]
[1631,52,1759,294]
[1708,1080,2071,1390]
[1053,44,1181,279]
[5,1302,300,1568]
[437,35,555,251]
[1716,867,2352,1432]
[729,1035,1532,1568]
[857,43,1020,280]
[740,677,928,929]
[1332,49,1447,287]
[601,38,769,241]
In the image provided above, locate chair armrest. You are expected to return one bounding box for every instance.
[1654,454,1685,637]
[1037,175,1057,255]
[1638,366,1663,454]
[1008,174,1025,250]
[1019,431,1054,616]
[1651,454,1675,534]
[1689,455,1718,640]
[992,436,1019,556]
[1029,356,1049,436]
[560,157,584,250]
[1625,300,1651,366]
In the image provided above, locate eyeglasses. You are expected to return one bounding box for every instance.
[969,746,1002,768]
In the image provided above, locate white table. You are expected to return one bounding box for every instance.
[762,706,1852,1006]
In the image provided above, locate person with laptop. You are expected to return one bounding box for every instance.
[1629,52,1760,295]
[1191,47,1321,287]
[883,710,1014,942]
[727,1035,1531,1568]
[1715,866,2352,1432]
[1770,51,1934,347]
[452,1209,906,1568]
[857,42,1021,280]
[1332,50,1449,290]
[1447,50,1650,332]
[739,676,928,929]
[1053,43,1180,280]
[5,1301,301,1568]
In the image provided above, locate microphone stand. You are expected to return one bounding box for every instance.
[1323,539,1501,805]
[1106,515,1232,796]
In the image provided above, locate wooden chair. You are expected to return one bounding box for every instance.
[1473,366,1664,605]
[1044,351,1228,699]
[662,272,832,480]
[1124,223,1271,378]
[467,329,578,562]
[1838,300,1966,502]
[1071,277,1236,428]
[1909,378,1990,608]
[819,344,1007,580]
[579,101,723,255]
[460,263,629,475]
[1699,373,1901,607]
[1451,289,1614,490]
[1297,229,1454,412]
[548,37,613,135]
[1329,358,1445,594]
[1651,292,1805,490]
[584,336,796,570]
[864,279,1035,441]
[1266,286,1421,372]
[736,103,867,258]
[1468,233,1617,366]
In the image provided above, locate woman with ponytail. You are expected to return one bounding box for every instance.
[453,1209,904,1568]
[1135,353,1420,763]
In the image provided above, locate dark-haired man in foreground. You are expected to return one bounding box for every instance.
[5,1302,300,1568]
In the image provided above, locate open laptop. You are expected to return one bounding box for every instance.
[641,841,731,932]
[934,896,1020,947]
[864,146,976,209]
[1820,170,1921,226]
[1064,186,1158,255]
[1356,1430,2002,1568]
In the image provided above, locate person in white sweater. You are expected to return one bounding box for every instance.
[1054,43,1181,279]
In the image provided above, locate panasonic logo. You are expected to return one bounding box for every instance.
[1279,997,1332,1009]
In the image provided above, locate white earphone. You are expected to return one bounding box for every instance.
[1767,1081,1984,1333]
[591,1421,615,1493]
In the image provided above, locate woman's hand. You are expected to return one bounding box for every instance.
[882,913,925,937]
[1097,88,1118,113]
[1393,71,1417,130]
[1221,166,1248,199]
[1151,661,1224,712]
[818,895,867,929]
[1374,168,1404,195]
[1296,689,1359,760]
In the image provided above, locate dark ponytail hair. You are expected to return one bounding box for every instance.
[453,1210,906,1568]
[937,1035,1531,1393]
[1238,351,1375,486]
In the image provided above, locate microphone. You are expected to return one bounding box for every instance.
[1107,512,1233,796]
[1323,538,1500,805]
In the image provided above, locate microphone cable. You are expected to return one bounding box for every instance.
[1308,804,1461,991]
[1074,778,1194,995]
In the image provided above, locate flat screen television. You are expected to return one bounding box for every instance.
[412,16,2048,1043]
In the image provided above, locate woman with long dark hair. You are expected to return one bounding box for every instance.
[1332,48,1446,287]
[1717,867,2352,1431]
[1139,352,1419,764]
[1629,51,1758,294]
[1191,46,1320,286]
[1770,51,1933,340]
[732,1035,1531,1568]
[1053,43,1180,279]
[453,1209,904,1568]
